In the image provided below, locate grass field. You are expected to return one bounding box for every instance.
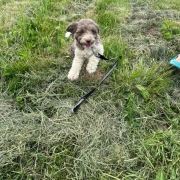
[0,0,180,179]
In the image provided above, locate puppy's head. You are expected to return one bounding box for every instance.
[66,19,100,49]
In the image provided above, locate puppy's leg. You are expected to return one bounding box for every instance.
[86,56,100,74]
[86,45,103,74]
[68,56,84,80]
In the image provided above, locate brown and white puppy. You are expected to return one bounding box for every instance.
[66,19,104,80]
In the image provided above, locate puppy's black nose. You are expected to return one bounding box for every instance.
[86,40,91,44]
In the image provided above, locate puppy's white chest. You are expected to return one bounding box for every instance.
[82,48,93,57]
[75,48,93,59]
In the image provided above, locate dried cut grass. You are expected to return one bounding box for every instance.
[0,92,128,179]
[123,1,180,60]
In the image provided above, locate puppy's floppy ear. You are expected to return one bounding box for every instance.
[66,22,78,35]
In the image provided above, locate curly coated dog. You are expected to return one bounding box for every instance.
[66,19,104,80]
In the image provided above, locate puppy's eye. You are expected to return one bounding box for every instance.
[76,30,84,34]
[91,29,97,34]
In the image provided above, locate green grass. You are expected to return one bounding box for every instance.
[161,20,180,40]
[0,0,180,179]
[150,0,180,10]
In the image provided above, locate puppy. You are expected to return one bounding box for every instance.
[66,19,104,80]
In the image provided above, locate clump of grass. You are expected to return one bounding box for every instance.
[114,58,172,98]
[95,0,131,35]
[103,36,127,58]
[161,20,180,40]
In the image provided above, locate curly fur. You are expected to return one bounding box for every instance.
[66,19,104,80]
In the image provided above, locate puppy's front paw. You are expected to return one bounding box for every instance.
[68,70,79,81]
[86,65,97,74]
